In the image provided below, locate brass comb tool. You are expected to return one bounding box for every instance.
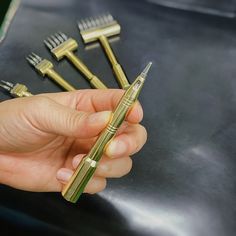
[44,32,107,89]
[26,52,76,91]
[0,80,33,97]
[62,62,152,203]
[78,13,130,90]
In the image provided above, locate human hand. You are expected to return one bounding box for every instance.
[0,90,147,194]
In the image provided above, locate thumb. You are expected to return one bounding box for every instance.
[27,96,111,138]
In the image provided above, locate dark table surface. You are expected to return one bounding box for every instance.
[0,0,236,235]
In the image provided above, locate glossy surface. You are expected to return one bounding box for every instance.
[0,0,236,235]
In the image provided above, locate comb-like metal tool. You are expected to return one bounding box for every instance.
[78,13,130,89]
[44,32,107,89]
[26,52,76,91]
[0,80,33,97]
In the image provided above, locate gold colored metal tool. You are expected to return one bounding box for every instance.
[78,13,130,90]
[62,62,152,203]
[26,52,76,91]
[44,32,107,89]
[0,80,33,97]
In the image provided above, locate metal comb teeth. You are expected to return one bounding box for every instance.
[0,80,14,91]
[26,52,43,67]
[78,13,115,32]
[44,32,68,50]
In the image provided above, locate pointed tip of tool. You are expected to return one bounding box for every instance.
[141,62,152,79]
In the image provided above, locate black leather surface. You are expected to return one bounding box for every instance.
[0,0,236,235]
[149,0,236,18]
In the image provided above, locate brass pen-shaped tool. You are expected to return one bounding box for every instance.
[44,32,107,89]
[26,52,76,91]
[78,13,130,89]
[62,62,152,203]
[0,80,33,97]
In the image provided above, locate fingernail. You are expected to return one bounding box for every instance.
[107,140,127,157]
[56,169,73,182]
[88,111,111,125]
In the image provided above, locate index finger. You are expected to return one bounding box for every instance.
[39,89,143,123]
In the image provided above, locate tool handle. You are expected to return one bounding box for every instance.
[62,157,97,203]
[99,35,118,65]
[99,35,130,89]
[90,76,107,89]
[47,69,76,91]
[66,51,107,89]
[22,91,33,97]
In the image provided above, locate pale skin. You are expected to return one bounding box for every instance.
[0,89,147,194]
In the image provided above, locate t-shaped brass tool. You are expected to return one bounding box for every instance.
[44,32,107,89]
[62,62,152,203]
[26,52,76,92]
[0,80,33,97]
[78,13,130,90]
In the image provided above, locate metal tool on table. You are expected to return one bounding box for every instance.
[26,52,76,91]
[0,80,33,97]
[62,62,152,203]
[44,32,107,89]
[78,13,130,90]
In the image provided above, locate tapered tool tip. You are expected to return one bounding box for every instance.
[141,62,152,79]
